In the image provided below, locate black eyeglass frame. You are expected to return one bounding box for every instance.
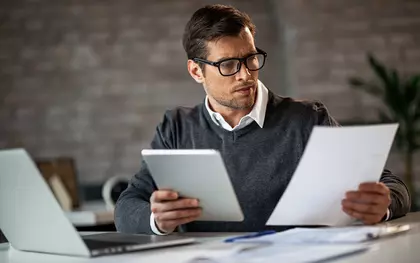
[192,47,267,77]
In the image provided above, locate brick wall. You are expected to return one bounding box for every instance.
[0,0,281,184]
[279,0,420,119]
[0,0,419,192]
[276,0,420,188]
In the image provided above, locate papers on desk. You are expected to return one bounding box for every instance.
[188,224,409,263]
[267,124,399,226]
[228,244,368,263]
[185,242,368,263]
[230,225,410,245]
[183,242,265,263]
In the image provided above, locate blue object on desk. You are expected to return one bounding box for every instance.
[224,230,277,243]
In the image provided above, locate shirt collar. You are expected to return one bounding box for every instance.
[205,79,268,129]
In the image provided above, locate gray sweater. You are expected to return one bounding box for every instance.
[114,91,411,234]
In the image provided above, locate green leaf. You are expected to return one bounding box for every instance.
[395,131,404,150]
[355,53,420,153]
[378,110,394,123]
[415,109,420,118]
[367,55,406,120]
[357,83,383,97]
[368,54,392,88]
[409,76,420,119]
[389,69,408,118]
[348,77,366,87]
[349,76,383,97]
[405,75,420,104]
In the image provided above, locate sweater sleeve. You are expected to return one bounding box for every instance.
[313,101,411,220]
[379,169,411,219]
[114,111,174,234]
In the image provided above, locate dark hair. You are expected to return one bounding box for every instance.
[182,4,256,60]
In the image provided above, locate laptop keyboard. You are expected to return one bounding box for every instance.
[83,238,135,250]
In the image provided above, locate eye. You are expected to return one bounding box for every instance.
[247,55,258,63]
[220,60,237,70]
[247,54,263,69]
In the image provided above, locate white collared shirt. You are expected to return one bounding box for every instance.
[205,79,268,131]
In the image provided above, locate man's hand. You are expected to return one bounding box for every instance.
[150,190,201,233]
[342,182,391,225]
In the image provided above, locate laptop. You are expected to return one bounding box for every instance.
[0,149,196,257]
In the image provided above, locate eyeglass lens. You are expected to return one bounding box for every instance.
[219,54,265,76]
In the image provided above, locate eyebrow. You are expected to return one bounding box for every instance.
[216,49,258,62]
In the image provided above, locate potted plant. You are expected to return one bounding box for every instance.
[348,53,420,210]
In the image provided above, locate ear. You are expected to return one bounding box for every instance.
[187,60,204,84]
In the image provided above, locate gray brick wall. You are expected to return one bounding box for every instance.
[276,0,420,186]
[0,0,419,191]
[0,0,281,184]
[278,0,420,118]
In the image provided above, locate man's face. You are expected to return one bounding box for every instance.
[192,27,259,110]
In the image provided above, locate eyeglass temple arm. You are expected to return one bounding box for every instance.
[192,58,218,66]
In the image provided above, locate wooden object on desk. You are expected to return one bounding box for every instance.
[49,175,73,211]
[35,158,80,209]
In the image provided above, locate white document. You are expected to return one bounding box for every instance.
[232,225,410,245]
[184,243,266,263]
[186,243,368,263]
[267,124,399,226]
[235,244,368,263]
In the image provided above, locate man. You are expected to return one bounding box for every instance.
[115,4,410,234]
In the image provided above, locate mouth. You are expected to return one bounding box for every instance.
[234,84,255,95]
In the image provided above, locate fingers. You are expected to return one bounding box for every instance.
[150,190,201,233]
[150,190,179,203]
[342,184,391,225]
[358,182,390,195]
[154,208,202,221]
[342,199,384,215]
[151,198,200,213]
[154,207,202,233]
[345,191,391,206]
[342,207,383,225]
[156,215,201,233]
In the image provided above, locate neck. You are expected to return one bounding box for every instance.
[208,98,252,128]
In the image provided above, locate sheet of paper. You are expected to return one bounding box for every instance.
[237,244,368,263]
[272,227,386,243]
[233,226,409,245]
[267,124,399,226]
[186,243,368,263]
[184,243,266,263]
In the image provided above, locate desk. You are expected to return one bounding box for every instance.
[1,212,420,263]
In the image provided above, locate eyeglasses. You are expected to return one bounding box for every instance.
[193,47,267,77]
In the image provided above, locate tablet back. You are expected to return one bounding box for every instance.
[141,149,244,222]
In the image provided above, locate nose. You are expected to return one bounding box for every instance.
[235,61,251,81]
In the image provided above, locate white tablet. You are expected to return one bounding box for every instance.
[141,149,244,222]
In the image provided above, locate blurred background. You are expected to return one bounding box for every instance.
[0,0,419,232]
